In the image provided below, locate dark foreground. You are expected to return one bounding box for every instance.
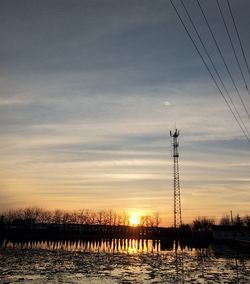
[0,223,207,241]
[0,238,249,284]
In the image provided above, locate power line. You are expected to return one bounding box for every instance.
[216,0,250,98]
[169,0,250,142]
[196,0,250,121]
[227,0,250,84]
[178,0,250,138]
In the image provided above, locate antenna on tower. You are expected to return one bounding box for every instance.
[170,128,182,229]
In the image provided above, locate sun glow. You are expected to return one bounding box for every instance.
[129,212,140,226]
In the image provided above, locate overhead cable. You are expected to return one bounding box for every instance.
[196,0,250,120]
[179,0,250,137]
[169,0,250,142]
[227,0,250,83]
[217,0,250,98]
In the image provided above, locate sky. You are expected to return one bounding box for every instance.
[0,0,250,226]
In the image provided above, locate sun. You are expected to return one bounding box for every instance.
[129,213,140,226]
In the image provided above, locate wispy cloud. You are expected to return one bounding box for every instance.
[0,0,250,224]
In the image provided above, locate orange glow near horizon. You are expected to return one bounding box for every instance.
[129,212,141,226]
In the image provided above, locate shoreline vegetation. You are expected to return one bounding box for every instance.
[0,208,161,227]
[0,208,249,245]
[1,207,249,227]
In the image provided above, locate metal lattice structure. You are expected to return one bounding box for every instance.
[170,129,182,229]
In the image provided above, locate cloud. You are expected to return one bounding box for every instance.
[0,98,30,106]
[164,101,171,106]
[0,0,250,223]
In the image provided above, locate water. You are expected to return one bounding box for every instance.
[0,239,249,283]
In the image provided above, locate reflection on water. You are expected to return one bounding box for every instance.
[2,238,163,254]
[174,248,184,284]
[0,239,249,283]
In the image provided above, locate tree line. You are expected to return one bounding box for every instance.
[0,208,161,227]
[219,214,250,227]
[0,207,249,229]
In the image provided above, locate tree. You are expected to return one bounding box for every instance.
[192,217,214,232]
[234,214,243,227]
[153,213,161,227]
[121,212,129,226]
[242,215,250,226]
[97,210,105,224]
[219,215,231,226]
[53,209,63,224]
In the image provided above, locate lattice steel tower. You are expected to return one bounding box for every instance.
[170,129,182,228]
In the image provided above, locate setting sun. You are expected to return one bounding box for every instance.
[129,213,140,226]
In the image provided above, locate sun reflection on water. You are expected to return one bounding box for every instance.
[2,238,162,254]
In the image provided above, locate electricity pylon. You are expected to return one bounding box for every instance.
[170,129,182,229]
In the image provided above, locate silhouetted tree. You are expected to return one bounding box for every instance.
[121,211,129,226]
[37,209,52,223]
[192,217,215,232]
[153,213,161,227]
[219,215,231,226]
[242,215,250,226]
[53,209,63,224]
[116,213,123,226]
[96,210,105,224]
[62,212,71,224]
[1,207,162,227]
[234,214,243,227]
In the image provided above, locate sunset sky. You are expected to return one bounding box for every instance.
[0,0,249,226]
